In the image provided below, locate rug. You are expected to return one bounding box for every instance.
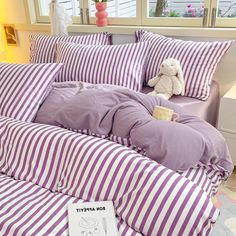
[211,179,236,236]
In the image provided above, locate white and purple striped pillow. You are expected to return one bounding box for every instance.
[136,30,233,100]
[29,33,112,63]
[0,63,63,122]
[55,41,150,91]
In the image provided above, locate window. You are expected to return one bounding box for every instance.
[218,0,236,18]
[34,0,141,25]
[86,0,141,25]
[33,0,236,27]
[34,0,81,23]
[36,0,80,16]
[148,0,204,17]
[212,0,236,27]
[142,0,210,26]
[89,0,136,17]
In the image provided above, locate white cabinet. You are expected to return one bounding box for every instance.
[218,84,236,166]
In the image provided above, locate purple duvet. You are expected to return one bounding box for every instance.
[35,82,233,173]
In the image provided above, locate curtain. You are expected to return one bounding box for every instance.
[49,0,72,36]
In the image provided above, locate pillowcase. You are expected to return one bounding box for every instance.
[136,30,233,100]
[0,63,63,122]
[55,41,150,92]
[29,33,112,63]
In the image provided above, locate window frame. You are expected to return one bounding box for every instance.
[210,0,236,27]
[141,0,211,27]
[84,0,142,25]
[32,0,236,28]
[34,0,142,25]
[33,0,82,24]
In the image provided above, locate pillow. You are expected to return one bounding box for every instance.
[136,30,233,100]
[29,33,112,63]
[55,41,150,92]
[0,63,63,122]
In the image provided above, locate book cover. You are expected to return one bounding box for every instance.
[68,201,119,236]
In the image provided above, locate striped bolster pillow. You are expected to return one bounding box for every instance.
[136,30,233,100]
[55,41,150,92]
[0,116,219,236]
[29,33,112,63]
[0,63,63,122]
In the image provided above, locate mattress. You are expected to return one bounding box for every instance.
[142,80,220,127]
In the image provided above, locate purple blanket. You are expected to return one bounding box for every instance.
[35,82,233,173]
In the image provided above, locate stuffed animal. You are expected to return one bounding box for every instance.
[148,58,185,100]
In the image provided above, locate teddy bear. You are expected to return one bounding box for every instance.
[148,58,185,100]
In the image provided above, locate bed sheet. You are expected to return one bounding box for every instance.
[142,81,220,127]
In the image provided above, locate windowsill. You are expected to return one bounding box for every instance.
[15,23,236,39]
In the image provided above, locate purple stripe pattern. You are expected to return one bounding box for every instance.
[55,41,150,91]
[0,116,219,236]
[62,127,225,197]
[66,128,144,155]
[136,30,233,100]
[0,63,63,122]
[29,33,112,63]
[180,162,225,197]
[0,174,139,236]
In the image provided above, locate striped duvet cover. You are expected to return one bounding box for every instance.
[0,174,140,236]
[0,116,222,236]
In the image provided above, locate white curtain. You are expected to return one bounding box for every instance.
[49,0,72,36]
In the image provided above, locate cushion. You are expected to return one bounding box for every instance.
[55,41,150,92]
[136,30,233,100]
[29,33,112,63]
[0,63,63,122]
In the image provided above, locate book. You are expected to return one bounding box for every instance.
[68,201,119,236]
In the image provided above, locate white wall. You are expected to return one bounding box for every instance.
[0,0,236,95]
[0,0,29,63]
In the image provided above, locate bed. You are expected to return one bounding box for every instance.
[0,31,234,236]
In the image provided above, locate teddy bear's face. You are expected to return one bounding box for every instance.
[159,59,179,76]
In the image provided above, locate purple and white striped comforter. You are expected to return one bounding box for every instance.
[0,116,221,236]
[0,175,140,236]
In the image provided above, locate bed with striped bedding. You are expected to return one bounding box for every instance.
[0,116,222,236]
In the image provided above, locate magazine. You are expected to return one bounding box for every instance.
[68,201,119,236]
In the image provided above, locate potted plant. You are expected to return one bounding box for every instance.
[93,0,108,27]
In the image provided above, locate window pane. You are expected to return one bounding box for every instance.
[149,0,204,18]
[218,0,236,17]
[38,0,80,16]
[89,0,136,17]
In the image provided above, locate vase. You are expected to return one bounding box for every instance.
[95,2,108,27]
